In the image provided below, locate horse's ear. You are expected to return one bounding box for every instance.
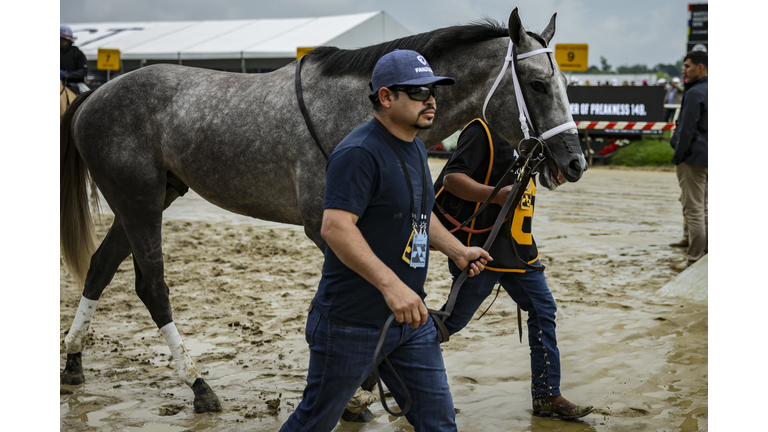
[508,8,525,46]
[541,13,557,45]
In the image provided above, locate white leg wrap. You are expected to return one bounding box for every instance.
[64,296,99,354]
[160,322,201,387]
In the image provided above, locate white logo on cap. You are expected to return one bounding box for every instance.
[417,56,427,65]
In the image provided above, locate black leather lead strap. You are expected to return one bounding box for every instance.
[372,315,411,417]
[371,310,450,417]
[438,170,529,338]
[295,55,329,160]
[434,156,524,233]
[504,221,546,271]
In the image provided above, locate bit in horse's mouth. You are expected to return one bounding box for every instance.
[548,159,567,186]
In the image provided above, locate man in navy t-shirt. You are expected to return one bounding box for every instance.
[280,50,491,432]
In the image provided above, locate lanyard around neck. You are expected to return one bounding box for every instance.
[380,123,428,234]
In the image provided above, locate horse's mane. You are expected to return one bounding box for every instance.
[308,19,509,78]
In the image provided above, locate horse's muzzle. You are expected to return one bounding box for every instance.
[547,131,587,183]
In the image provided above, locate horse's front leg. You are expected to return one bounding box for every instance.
[297,173,327,253]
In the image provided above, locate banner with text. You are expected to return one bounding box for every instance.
[566,86,666,122]
[687,3,708,53]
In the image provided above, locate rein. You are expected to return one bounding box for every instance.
[295,55,329,160]
[437,144,546,328]
[433,153,524,235]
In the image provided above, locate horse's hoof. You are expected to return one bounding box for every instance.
[61,353,85,385]
[341,408,374,423]
[192,378,222,413]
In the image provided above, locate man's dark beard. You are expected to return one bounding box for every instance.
[413,106,435,130]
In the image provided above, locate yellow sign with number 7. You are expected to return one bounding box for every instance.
[97,48,121,71]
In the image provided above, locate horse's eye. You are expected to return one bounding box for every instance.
[531,81,546,93]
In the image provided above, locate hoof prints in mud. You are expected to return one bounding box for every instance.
[158,404,185,416]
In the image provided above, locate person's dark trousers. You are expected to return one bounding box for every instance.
[280,307,457,432]
[442,259,561,398]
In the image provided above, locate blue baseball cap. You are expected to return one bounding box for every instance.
[370,49,455,95]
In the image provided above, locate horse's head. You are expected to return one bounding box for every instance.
[486,8,587,190]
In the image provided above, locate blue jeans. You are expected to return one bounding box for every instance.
[442,259,561,399]
[280,307,456,432]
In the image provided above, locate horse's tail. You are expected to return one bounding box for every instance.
[61,89,97,286]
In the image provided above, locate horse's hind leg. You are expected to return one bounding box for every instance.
[62,186,183,385]
[61,221,132,385]
[129,256,221,413]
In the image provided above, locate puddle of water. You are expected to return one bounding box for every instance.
[84,400,141,428]
[183,339,217,353]
[106,400,141,412]
[84,410,110,428]
[642,391,670,399]
[151,337,229,356]
[125,423,187,432]
[188,422,217,431]
[679,407,707,431]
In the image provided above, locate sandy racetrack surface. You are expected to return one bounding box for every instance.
[60,162,707,431]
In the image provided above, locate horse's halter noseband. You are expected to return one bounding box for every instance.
[482,40,577,147]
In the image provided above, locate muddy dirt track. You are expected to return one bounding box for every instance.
[59,163,708,431]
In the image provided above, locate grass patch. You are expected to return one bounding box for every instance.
[610,136,675,167]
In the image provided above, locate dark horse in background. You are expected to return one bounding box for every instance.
[60,8,586,413]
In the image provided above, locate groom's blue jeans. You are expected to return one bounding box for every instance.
[442,259,561,399]
[280,307,456,432]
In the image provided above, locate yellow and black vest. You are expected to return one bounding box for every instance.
[433,119,539,272]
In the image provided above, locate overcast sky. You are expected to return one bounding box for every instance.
[60,0,707,69]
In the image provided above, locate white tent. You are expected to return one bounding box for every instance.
[68,11,411,73]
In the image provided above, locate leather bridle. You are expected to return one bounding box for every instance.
[483,40,577,143]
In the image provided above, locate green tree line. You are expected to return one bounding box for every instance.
[573,56,684,80]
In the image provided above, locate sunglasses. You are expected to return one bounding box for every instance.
[390,86,438,101]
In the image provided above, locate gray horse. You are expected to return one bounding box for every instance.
[60,8,586,413]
